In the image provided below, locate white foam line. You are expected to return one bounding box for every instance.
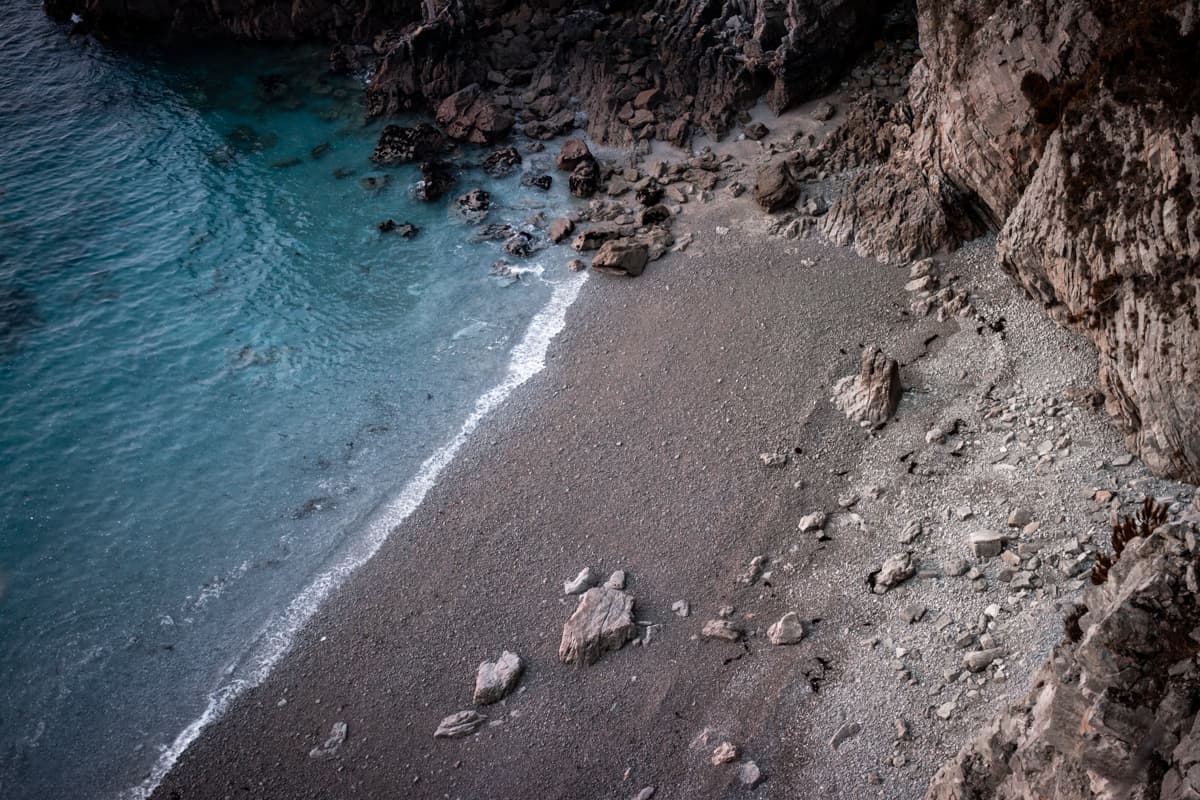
[123,271,588,800]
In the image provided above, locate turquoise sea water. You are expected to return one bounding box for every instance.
[0,6,584,797]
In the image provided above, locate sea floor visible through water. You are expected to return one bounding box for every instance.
[0,6,585,798]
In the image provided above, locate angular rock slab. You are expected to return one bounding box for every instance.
[473,650,523,705]
[832,346,902,428]
[767,612,805,645]
[434,710,486,738]
[558,587,637,666]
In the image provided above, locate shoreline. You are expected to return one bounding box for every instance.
[150,177,1189,798]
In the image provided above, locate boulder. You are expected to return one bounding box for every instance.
[568,159,599,198]
[753,158,799,212]
[522,174,552,190]
[473,651,523,705]
[548,217,575,244]
[591,240,649,277]
[767,612,805,645]
[555,138,593,171]
[435,84,514,146]
[416,161,456,202]
[558,587,637,666]
[832,346,902,428]
[870,552,914,593]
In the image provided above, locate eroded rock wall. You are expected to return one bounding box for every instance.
[823,0,1200,482]
[925,520,1200,800]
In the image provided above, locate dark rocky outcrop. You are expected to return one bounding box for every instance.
[821,0,1200,483]
[370,123,444,166]
[926,518,1200,800]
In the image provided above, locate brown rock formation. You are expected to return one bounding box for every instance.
[823,1,1200,482]
[926,518,1200,800]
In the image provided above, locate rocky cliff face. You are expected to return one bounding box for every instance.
[44,0,423,40]
[822,0,1200,484]
[925,514,1200,800]
[365,0,900,144]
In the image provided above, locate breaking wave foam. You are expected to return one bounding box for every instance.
[124,271,587,799]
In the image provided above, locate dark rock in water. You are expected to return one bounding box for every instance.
[555,139,592,172]
[270,157,302,169]
[567,258,586,272]
[482,146,522,177]
[525,141,546,153]
[309,142,331,160]
[378,220,419,238]
[743,121,769,140]
[435,84,513,145]
[371,123,444,166]
[226,124,275,154]
[255,73,289,103]
[754,158,800,212]
[455,188,491,222]
[416,161,455,202]
[503,231,537,258]
[358,173,389,193]
[489,260,520,286]
[568,159,599,198]
[522,174,552,191]
[332,167,356,180]
[634,180,663,207]
[639,205,670,225]
[293,496,335,519]
[591,239,649,277]
[474,223,515,243]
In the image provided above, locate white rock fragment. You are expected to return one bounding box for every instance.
[563,567,598,595]
[672,600,690,617]
[558,587,638,666]
[767,612,805,645]
[308,721,348,759]
[737,760,763,788]
[798,511,827,532]
[435,710,486,738]
[711,741,739,764]
[969,530,1006,558]
[701,619,743,642]
[829,721,861,749]
[473,651,523,705]
[604,570,626,590]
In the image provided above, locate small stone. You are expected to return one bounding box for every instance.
[969,530,1005,558]
[702,619,743,642]
[711,742,738,765]
[672,600,690,617]
[963,648,1004,672]
[604,570,626,590]
[473,651,523,705]
[435,710,486,738]
[871,552,915,592]
[736,760,763,788]
[308,721,348,758]
[1007,508,1033,527]
[1111,453,1134,467]
[631,788,655,800]
[829,721,861,749]
[956,505,974,521]
[759,452,788,467]
[899,519,923,544]
[563,567,598,595]
[767,612,805,645]
[935,702,956,720]
[944,558,970,577]
[838,492,860,508]
[893,718,910,740]
[798,511,827,532]
[902,604,926,624]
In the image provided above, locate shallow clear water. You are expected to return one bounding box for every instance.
[0,6,583,797]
